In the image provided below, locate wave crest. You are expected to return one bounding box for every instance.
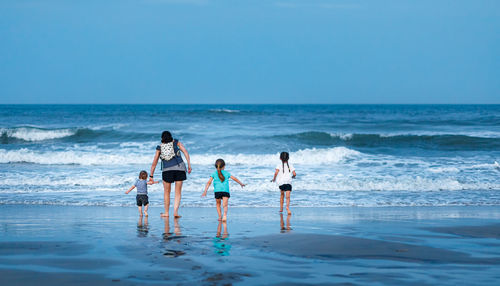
[1,127,76,142]
[277,131,500,149]
[0,147,359,166]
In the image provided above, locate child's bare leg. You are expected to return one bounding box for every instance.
[161,181,171,217]
[144,204,149,216]
[173,181,183,218]
[216,199,222,221]
[285,191,291,215]
[222,197,229,222]
[280,213,285,230]
[280,191,284,212]
[138,206,143,216]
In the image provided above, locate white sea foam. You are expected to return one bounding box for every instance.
[377,131,500,138]
[0,147,360,166]
[428,167,460,173]
[90,123,129,130]
[325,131,500,139]
[1,127,76,141]
[329,133,353,140]
[0,148,151,165]
[209,108,240,113]
[190,147,360,166]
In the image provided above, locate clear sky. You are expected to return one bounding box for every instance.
[0,0,498,104]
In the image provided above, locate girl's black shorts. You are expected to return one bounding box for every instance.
[214,192,230,199]
[279,184,292,192]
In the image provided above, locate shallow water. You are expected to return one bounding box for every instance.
[1,205,500,285]
[1,104,499,207]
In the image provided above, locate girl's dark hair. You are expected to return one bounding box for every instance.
[215,159,226,182]
[161,131,173,143]
[280,152,290,173]
[139,170,148,180]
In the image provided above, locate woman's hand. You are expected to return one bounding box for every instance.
[188,165,192,174]
[201,191,207,197]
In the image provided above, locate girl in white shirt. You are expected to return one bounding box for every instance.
[271,152,296,215]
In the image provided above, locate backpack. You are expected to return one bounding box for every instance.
[159,140,178,161]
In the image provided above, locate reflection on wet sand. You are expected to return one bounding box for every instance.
[280,213,292,233]
[137,215,149,237]
[162,218,185,257]
[162,218,183,241]
[214,221,230,256]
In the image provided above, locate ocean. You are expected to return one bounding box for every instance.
[1,104,499,207]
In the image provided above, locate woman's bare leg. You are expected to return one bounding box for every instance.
[161,181,171,217]
[173,181,183,218]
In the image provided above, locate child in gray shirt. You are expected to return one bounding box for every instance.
[126,170,159,216]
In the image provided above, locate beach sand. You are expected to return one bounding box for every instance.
[1,205,500,285]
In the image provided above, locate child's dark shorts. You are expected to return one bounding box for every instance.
[279,184,292,192]
[136,194,149,206]
[214,192,230,199]
[162,170,187,183]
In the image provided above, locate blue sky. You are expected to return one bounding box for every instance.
[0,0,498,104]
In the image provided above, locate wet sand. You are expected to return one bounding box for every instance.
[1,205,500,285]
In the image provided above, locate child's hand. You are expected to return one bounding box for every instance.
[201,191,207,198]
[292,175,296,179]
[125,191,129,194]
[240,183,246,188]
[270,179,275,183]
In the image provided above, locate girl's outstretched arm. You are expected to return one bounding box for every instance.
[271,169,279,182]
[150,150,160,182]
[178,141,192,174]
[125,185,135,194]
[230,176,245,188]
[202,177,213,197]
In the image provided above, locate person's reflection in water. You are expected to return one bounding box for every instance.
[162,217,171,240]
[280,213,292,233]
[162,218,183,241]
[162,218,185,257]
[213,221,230,256]
[137,215,149,237]
[174,217,181,236]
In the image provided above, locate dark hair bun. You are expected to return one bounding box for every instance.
[161,131,173,143]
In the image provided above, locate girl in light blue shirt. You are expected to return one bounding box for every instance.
[202,159,245,222]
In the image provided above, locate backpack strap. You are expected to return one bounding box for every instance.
[173,139,179,155]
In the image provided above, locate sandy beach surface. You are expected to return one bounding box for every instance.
[1,205,500,285]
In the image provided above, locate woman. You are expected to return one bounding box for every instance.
[150,131,192,218]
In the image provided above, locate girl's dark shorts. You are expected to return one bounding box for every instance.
[136,194,149,206]
[162,170,187,183]
[279,184,292,192]
[214,192,230,199]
